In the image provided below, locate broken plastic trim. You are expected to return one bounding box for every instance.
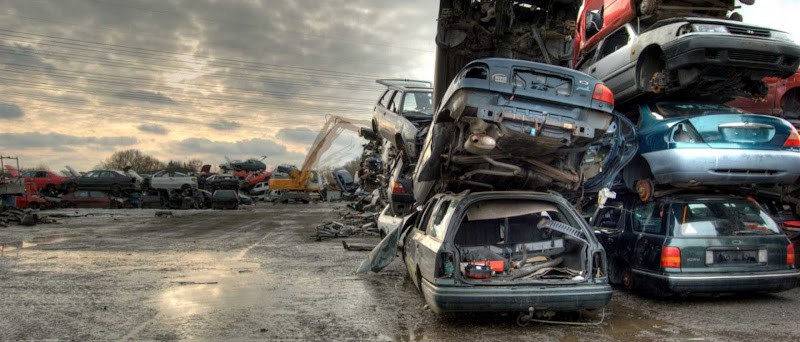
[537,218,586,241]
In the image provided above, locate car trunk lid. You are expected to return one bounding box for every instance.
[674,235,792,273]
[686,114,794,149]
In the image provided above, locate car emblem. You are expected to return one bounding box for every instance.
[578,80,589,86]
[731,240,742,245]
[747,29,755,34]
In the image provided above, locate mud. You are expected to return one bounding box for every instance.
[0,203,798,341]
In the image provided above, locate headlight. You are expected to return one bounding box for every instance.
[772,31,796,43]
[690,24,728,33]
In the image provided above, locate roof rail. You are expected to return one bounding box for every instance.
[376,79,432,88]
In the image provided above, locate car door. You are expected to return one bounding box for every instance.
[629,200,668,273]
[588,24,636,96]
[417,199,452,283]
[374,89,396,140]
[384,90,404,141]
[405,199,437,284]
[81,171,100,189]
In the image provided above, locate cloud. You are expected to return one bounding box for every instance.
[171,137,305,166]
[113,91,178,105]
[276,127,317,144]
[137,123,169,135]
[208,119,242,131]
[0,132,137,150]
[0,103,24,119]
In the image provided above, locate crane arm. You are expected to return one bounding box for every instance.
[295,115,369,184]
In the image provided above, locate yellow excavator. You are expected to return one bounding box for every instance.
[268,115,369,203]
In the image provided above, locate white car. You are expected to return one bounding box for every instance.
[148,170,198,191]
[249,182,269,201]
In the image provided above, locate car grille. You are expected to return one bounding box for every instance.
[728,50,780,64]
[710,169,782,175]
[726,26,771,38]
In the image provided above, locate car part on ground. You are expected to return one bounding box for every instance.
[315,212,380,241]
[414,58,616,205]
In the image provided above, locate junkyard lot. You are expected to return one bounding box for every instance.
[1,204,798,341]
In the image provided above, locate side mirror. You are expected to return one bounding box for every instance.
[585,10,603,39]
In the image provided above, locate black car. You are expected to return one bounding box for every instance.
[211,190,239,210]
[205,174,241,191]
[62,169,143,194]
[592,194,800,296]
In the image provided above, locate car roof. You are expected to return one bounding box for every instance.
[376,79,432,92]
[649,16,780,33]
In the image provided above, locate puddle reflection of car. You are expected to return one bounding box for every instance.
[621,102,800,198]
[61,190,122,209]
[365,191,612,316]
[414,58,615,204]
[592,195,799,296]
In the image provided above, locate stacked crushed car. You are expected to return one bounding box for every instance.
[354,0,800,325]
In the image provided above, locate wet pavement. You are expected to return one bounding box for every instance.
[1,203,798,341]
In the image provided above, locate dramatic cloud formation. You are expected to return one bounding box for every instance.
[137,124,169,135]
[0,103,24,119]
[208,119,242,131]
[0,132,137,150]
[276,127,317,145]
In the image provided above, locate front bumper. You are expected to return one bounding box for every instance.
[663,34,800,77]
[642,148,800,185]
[632,269,800,294]
[421,279,612,313]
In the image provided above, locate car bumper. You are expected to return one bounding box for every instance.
[632,269,800,294]
[663,35,800,77]
[421,279,612,313]
[642,148,800,185]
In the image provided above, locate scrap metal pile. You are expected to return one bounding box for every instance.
[314,211,378,241]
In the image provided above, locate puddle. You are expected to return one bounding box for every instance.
[0,234,80,252]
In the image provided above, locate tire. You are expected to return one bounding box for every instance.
[638,53,667,94]
[622,265,635,291]
[637,0,656,16]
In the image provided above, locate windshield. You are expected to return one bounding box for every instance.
[654,102,745,118]
[401,91,433,117]
[670,199,782,237]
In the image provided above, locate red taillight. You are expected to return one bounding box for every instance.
[661,246,681,268]
[788,244,796,266]
[784,127,800,147]
[391,181,405,194]
[592,83,615,108]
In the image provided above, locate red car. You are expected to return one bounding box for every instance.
[61,190,120,209]
[727,71,800,127]
[13,181,51,209]
[20,169,70,194]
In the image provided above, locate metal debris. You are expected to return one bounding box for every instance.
[0,206,57,227]
[314,212,379,240]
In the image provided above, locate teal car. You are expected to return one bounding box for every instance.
[592,194,799,296]
[622,102,800,198]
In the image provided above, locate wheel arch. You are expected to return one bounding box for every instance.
[636,44,666,91]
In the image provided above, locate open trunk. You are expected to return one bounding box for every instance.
[451,199,590,284]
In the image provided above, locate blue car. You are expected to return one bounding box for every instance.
[622,102,800,199]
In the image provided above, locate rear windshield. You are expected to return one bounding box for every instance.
[512,69,572,96]
[670,199,782,237]
[654,103,744,118]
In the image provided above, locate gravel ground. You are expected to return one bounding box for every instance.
[0,202,798,341]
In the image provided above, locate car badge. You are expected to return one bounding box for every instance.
[578,80,589,86]
[747,29,755,34]
[732,240,742,245]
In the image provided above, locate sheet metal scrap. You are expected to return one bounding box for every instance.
[315,212,379,241]
[0,206,57,227]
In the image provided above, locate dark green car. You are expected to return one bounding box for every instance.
[592,194,799,296]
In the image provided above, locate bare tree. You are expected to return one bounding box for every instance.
[100,149,165,173]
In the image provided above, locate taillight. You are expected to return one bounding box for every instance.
[592,83,615,108]
[391,181,405,194]
[783,127,800,147]
[661,246,681,268]
[788,244,796,266]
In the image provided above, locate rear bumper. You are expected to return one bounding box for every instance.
[632,269,800,294]
[642,148,800,185]
[421,279,612,313]
[663,34,800,77]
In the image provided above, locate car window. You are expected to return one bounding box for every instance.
[670,199,782,237]
[36,171,48,178]
[632,201,664,235]
[427,200,452,240]
[86,171,100,178]
[21,171,35,178]
[102,171,117,178]
[389,91,401,113]
[378,89,391,107]
[596,26,630,60]
[401,91,433,116]
[416,199,437,231]
[76,191,89,198]
[90,191,106,197]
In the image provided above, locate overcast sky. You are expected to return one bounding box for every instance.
[0,0,796,172]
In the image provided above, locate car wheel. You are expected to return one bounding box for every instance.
[638,52,667,94]
[782,89,800,120]
[637,0,656,16]
[635,179,655,202]
[622,266,636,291]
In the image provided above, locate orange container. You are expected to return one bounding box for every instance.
[471,260,504,272]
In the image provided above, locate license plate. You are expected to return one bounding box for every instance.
[709,250,758,265]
